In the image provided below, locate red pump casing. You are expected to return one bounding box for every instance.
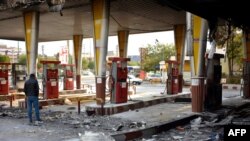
[167,60,179,94]
[109,57,130,104]
[61,64,74,90]
[0,63,10,95]
[46,69,59,99]
[41,61,60,99]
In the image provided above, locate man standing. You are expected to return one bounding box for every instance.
[24,73,42,124]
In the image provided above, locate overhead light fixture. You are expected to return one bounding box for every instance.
[46,0,65,14]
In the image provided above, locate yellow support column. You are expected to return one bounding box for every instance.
[73,35,83,89]
[92,0,110,105]
[118,30,129,58]
[191,16,208,113]
[23,11,40,75]
[174,24,186,92]
[192,15,202,76]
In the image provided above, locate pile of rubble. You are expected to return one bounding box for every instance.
[1,102,250,140]
[139,103,250,141]
[0,105,148,140]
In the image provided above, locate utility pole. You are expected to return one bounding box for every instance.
[67,40,70,64]
[17,41,19,61]
[12,49,14,63]
[42,45,44,58]
[90,39,92,61]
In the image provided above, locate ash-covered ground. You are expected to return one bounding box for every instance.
[0,105,146,141]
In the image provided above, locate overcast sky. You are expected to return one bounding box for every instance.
[0,31,174,56]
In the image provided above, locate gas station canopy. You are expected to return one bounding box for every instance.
[0,0,186,41]
[0,0,249,41]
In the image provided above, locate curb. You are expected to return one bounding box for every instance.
[59,89,86,95]
[111,102,250,141]
[86,93,191,115]
[222,84,242,90]
[111,114,198,141]
[18,98,65,109]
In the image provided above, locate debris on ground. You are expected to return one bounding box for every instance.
[0,106,147,140]
[137,103,250,141]
[113,123,124,131]
[176,126,185,131]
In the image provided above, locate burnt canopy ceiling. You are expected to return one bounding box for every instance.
[0,0,185,41]
[0,0,248,41]
[160,0,250,28]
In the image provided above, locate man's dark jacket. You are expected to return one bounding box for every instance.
[24,77,39,97]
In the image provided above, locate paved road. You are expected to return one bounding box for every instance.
[79,77,241,99]
[36,77,241,100]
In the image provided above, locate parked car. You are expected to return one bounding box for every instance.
[81,70,95,82]
[81,70,95,77]
[146,73,162,83]
[127,74,143,85]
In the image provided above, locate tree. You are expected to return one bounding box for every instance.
[0,55,10,63]
[68,54,73,64]
[81,57,95,70]
[82,58,89,70]
[18,54,58,69]
[215,26,243,76]
[18,54,26,64]
[128,61,140,66]
[226,32,243,75]
[141,43,175,72]
[88,60,95,70]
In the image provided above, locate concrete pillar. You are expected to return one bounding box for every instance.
[23,11,40,75]
[174,24,186,92]
[118,30,129,58]
[73,35,83,89]
[92,0,110,105]
[197,19,208,76]
[191,16,208,112]
[186,12,195,77]
[192,15,202,76]
[186,12,193,57]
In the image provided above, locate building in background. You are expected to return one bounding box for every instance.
[139,47,147,70]
[59,46,68,64]
[128,55,140,62]
[0,44,23,63]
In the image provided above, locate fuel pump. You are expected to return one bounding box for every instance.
[166,60,179,94]
[205,53,224,110]
[12,63,26,91]
[109,57,130,103]
[243,59,250,98]
[40,60,61,99]
[61,64,74,90]
[0,63,11,95]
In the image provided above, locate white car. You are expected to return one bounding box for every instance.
[81,70,95,78]
[146,74,162,83]
[127,75,143,85]
[81,70,95,83]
